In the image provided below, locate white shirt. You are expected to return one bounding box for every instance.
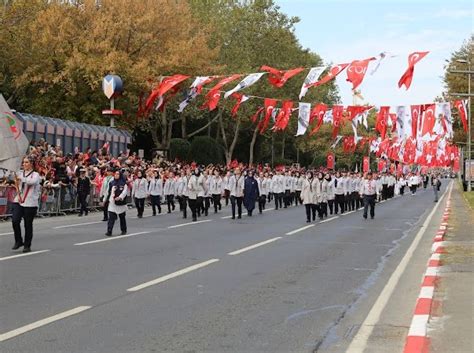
[132,178,148,199]
[15,170,41,207]
[361,179,378,195]
[148,178,163,196]
[209,176,223,195]
[164,178,176,196]
[229,174,245,197]
[271,175,285,193]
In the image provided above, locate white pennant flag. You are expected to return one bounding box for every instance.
[299,66,326,100]
[370,137,382,153]
[296,102,311,136]
[434,102,453,138]
[395,105,412,141]
[177,76,211,112]
[224,73,265,99]
[331,135,343,149]
[370,52,397,75]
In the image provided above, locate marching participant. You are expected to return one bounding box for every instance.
[295,171,303,206]
[209,168,223,214]
[360,172,379,220]
[283,170,292,208]
[325,172,335,215]
[202,170,212,216]
[132,169,147,218]
[195,168,206,217]
[148,170,163,216]
[175,170,187,217]
[222,171,231,206]
[187,168,199,222]
[300,171,315,223]
[99,167,113,221]
[163,171,176,213]
[318,172,329,219]
[243,170,259,216]
[272,169,284,210]
[77,168,91,217]
[105,169,128,236]
[334,171,346,214]
[256,171,270,214]
[11,157,41,252]
[311,173,321,221]
[229,167,245,219]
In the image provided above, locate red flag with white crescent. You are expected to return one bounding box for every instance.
[306,63,350,89]
[260,98,277,134]
[363,156,370,173]
[454,100,468,132]
[398,51,429,90]
[273,100,294,131]
[331,105,344,139]
[230,93,250,117]
[309,103,327,135]
[346,57,376,90]
[251,107,264,123]
[327,152,335,169]
[421,103,436,137]
[378,159,386,172]
[260,66,305,88]
[376,106,390,139]
[145,74,190,113]
[201,74,242,111]
[410,105,421,138]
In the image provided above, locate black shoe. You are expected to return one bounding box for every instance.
[12,242,23,250]
[153,213,156,216]
[370,216,374,219]
[105,232,112,237]
[192,217,197,222]
[168,210,171,213]
[102,218,108,222]
[78,214,83,217]
[363,215,367,219]
[306,220,311,223]
[22,247,31,253]
[238,215,242,219]
[120,231,127,235]
[231,216,235,220]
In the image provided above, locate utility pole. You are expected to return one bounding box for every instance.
[451,59,473,191]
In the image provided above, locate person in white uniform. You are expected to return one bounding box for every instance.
[105,170,129,236]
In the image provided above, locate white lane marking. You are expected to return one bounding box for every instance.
[419,286,435,299]
[319,216,339,223]
[263,208,275,212]
[0,232,14,236]
[407,314,429,336]
[167,219,212,229]
[380,200,386,203]
[286,224,314,235]
[74,232,150,246]
[346,181,451,353]
[221,215,233,219]
[127,259,219,292]
[54,221,102,229]
[341,211,355,216]
[0,250,50,262]
[228,237,282,256]
[0,306,91,342]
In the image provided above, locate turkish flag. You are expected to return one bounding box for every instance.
[309,103,327,135]
[376,106,390,139]
[398,51,429,90]
[346,57,375,90]
[421,103,436,137]
[332,105,344,139]
[378,159,386,172]
[410,105,421,138]
[454,100,468,132]
[306,63,349,89]
[327,153,335,169]
[273,100,294,131]
[201,74,242,111]
[251,107,264,123]
[346,105,371,121]
[343,136,356,153]
[230,93,249,117]
[260,66,305,88]
[363,156,370,173]
[260,98,277,134]
[145,74,190,112]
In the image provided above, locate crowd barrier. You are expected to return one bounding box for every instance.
[0,185,135,220]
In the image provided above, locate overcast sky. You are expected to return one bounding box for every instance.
[276,0,472,106]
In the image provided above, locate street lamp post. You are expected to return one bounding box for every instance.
[453,59,472,191]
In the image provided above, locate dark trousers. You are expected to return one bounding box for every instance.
[134,197,145,217]
[328,199,334,215]
[212,194,221,213]
[400,186,405,195]
[203,197,211,216]
[166,195,175,213]
[363,195,376,219]
[224,190,230,206]
[284,190,291,208]
[176,196,184,211]
[107,211,126,233]
[344,193,352,211]
[151,195,161,215]
[312,203,320,220]
[103,201,109,220]
[78,193,88,215]
[382,185,388,200]
[12,204,37,247]
[188,198,197,220]
[230,195,243,218]
[305,204,312,222]
[295,191,301,205]
[350,192,358,210]
[320,202,328,218]
[181,196,188,218]
[410,185,417,194]
[258,195,266,213]
[197,196,204,216]
[335,194,345,214]
[274,192,283,209]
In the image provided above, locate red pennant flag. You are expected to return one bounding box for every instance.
[346,57,376,90]
[421,103,436,137]
[410,105,421,138]
[306,63,349,89]
[230,93,249,117]
[273,100,294,131]
[309,103,327,135]
[378,159,386,172]
[398,51,429,90]
[201,74,242,111]
[260,98,277,134]
[251,107,264,123]
[343,136,356,153]
[363,156,370,173]
[376,107,390,139]
[389,113,397,133]
[332,105,344,139]
[327,152,335,169]
[260,66,305,88]
[454,100,468,132]
[346,105,371,120]
[145,74,190,113]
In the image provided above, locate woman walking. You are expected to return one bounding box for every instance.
[243,170,259,217]
[105,170,128,236]
[300,171,315,223]
[132,170,147,218]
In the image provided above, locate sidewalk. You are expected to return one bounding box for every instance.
[430,183,474,353]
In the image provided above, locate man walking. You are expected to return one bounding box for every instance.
[361,172,379,220]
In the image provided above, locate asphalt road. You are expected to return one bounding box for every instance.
[0,184,450,353]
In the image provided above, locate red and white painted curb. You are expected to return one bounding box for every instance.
[403,189,452,353]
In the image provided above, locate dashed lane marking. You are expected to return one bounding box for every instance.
[54,221,102,229]
[167,219,212,229]
[286,224,314,235]
[0,250,50,262]
[74,232,151,246]
[228,237,282,256]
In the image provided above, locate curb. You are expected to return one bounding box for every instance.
[402,188,452,353]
